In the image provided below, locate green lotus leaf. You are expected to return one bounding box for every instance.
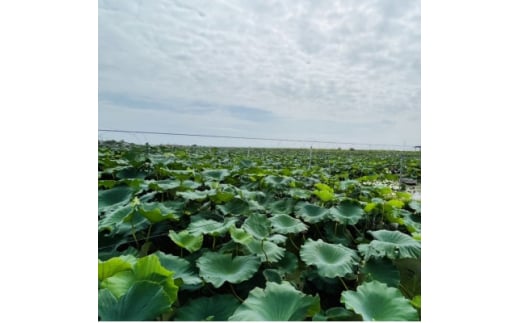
[177,190,212,201]
[172,170,194,181]
[313,183,335,202]
[209,189,235,203]
[313,189,335,202]
[98,186,134,213]
[315,183,334,192]
[161,200,186,216]
[409,200,421,213]
[357,174,378,183]
[248,199,266,212]
[275,251,299,275]
[396,191,412,202]
[202,169,230,182]
[313,307,359,321]
[371,197,385,204]
[244,166,267,177]
[300,239,359,278]
[245,239,286,263]
[98,205,133,232]
[229,225,254,245]
[121,178,148,190]
[138,202,179,223]
[99,281,172,321]
[295,202,330,224]
[375,186,394,197]
[411,295,421,309]
[132,255,179,302]
[268,233,287,245]
[168,230,203,253]
[148,179,181,191]
[383,208,405,225]
[341,281,419,321]
[359,230,421,260]
[188,218,237,236]
[155,251,202,287]
[238,159,255,168]
[147,155,174,165]
[243,213,271,238]
[115,166,148,180]
[400,209,421,234]
[179,180,202,190]
[329,200,365,225]
[395,258,421,297]
[100,270,135,299]
[217,197,249,215]
[229,281,320,321]
[288,188,311,199]
[98,180,117,189]
[175,294,241,321]
[323,222,353,246]
[364,202,378,213]
[269,214,308,234]
[361,258,400,287]
[100,254,179,303]
[262,175,295,189]
[386,199,405,209]
[138,191,158,203]
[338,179,359,192]
[266,198,296,214]
[98,255,135,281]
[196,252,261,288]
[237,189,266,202]
[263,269,282,283]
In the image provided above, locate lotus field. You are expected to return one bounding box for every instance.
[98,142,421,321]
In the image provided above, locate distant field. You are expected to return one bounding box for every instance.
[98,142,421,321]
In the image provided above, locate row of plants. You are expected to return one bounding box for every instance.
[98,142,421,321]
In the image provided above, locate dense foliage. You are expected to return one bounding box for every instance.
[98,142,421,321]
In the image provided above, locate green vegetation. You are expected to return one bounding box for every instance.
[98,142,421,321]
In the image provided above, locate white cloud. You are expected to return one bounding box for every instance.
[99,0,420,147]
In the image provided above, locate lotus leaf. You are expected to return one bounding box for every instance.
[229,282,320,321]
[98,186,134,213]
[98,256,135,281]
[300,239,359,278]
[229,225,254,245]
[202,169,230,182]
[188,218,237,236]
[361,258,400,287]
[196,252,261,288]
[329,200,365,225]
[295,202,330,224]
[243,213,271,238]
[269,214,308,234]
[155,251,202,287]
[341,281,419,321]
[266,198,296,214]
[245,239,286,262]
[217,197,249,215]
[262,175,295,189]
[358,230,421,260]
[99,281,172,321]
[175,294,241,321]
[138,202,179,223]
[168,230,203,253]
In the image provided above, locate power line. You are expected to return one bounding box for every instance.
[98,129,416,149]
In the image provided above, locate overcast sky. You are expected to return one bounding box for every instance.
[98,0,420,149]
